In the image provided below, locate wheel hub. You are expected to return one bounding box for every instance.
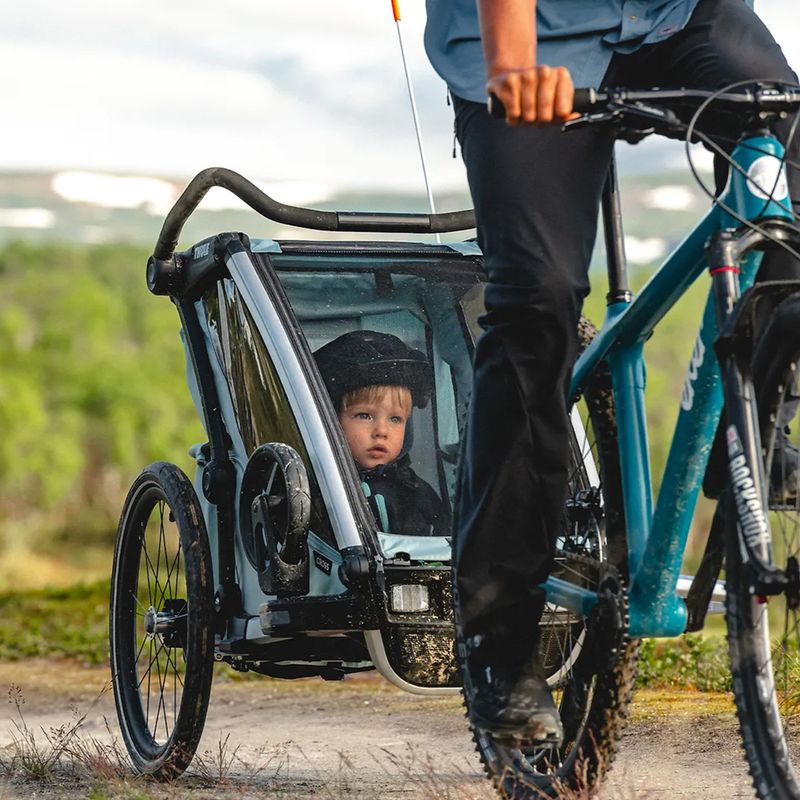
[142,599,187,647]
[143,606,158,636]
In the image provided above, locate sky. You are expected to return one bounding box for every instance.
[2,1,799,198]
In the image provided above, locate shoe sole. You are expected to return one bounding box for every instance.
[470,710,564,748]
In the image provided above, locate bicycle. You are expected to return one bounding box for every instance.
[470,83,800,799]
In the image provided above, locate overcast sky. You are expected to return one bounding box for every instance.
[3,1,799,196]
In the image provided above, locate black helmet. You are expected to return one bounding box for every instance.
[314,330,431,410]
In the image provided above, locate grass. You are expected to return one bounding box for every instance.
[0,579,109,664]
[0,580,743,798]
[0,689,496,800]
[0,661,726,800]
[0,709,637,800]
[0,580,737,691]
[631,687,735,721]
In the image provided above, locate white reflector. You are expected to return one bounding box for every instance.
[390,584,430,613]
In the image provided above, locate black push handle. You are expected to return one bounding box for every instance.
[152,167,476,262]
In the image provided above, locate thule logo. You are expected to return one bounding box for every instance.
[193,242,211,260]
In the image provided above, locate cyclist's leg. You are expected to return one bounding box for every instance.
[452,95,613,654]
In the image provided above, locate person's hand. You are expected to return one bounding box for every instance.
[487,65,576,126]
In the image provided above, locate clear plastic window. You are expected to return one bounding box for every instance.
[274,267,477,535]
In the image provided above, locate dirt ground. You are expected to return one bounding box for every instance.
[0,660,757,799]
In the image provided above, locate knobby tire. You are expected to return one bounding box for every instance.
[726,295,800,800]
[470,317,639,798]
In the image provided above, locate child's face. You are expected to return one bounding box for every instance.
[338,386,411,470]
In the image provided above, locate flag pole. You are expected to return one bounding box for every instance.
[391,0,441,243]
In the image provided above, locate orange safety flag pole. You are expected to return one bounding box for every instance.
[389,0,440,239]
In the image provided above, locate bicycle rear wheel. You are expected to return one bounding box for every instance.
[726,296,800,800]
[472,318,639,798]
[110,462,215,779]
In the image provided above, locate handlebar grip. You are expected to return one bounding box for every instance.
[489,88,601,119]
[572,88,599,114]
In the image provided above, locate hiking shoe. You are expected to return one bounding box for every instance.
[461,633,564,746]
[770,431,800,506]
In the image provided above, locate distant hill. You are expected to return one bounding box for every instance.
[0,170,474,249]
[0,167,714,267]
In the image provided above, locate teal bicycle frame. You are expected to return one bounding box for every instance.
[543,132,795,637]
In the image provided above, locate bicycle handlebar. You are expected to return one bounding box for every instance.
[490,83,800,121]
[572,85,800,114]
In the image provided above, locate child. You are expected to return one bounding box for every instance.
[314,330,450,537]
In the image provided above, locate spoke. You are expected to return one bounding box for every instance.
[169,644,179,730]
[152,504,179,613]
[145,638,153,723]
[550,620,575,673]
[160,647,172,741]
[152,639,168,740]
[265,463,279,496]
[138,522,154,605]
[134,631,149,665]
[164,541,183,607]
[155,503,166,607]
[138,638,161,690]
[162,612,189,623]
[175,541,182,600]
[142,534,166,607]
[130,590,148,614]
[163,645,186,689]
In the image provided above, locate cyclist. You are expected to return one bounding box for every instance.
[314,330,450,536]
[424,0,800,745]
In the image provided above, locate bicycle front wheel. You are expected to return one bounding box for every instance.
[726,296,800,800]
[110,462,215,779]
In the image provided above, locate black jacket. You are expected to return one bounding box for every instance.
[359,454,450,537]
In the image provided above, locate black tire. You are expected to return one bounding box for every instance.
[239,442,311,567]
[471,317,639,798]
[110,462,215,779]
[726,296,800,800]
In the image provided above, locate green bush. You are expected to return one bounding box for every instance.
[636,635,731,692]
[0,242,204,564]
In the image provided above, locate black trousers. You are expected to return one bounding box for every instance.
[453,0,800,639]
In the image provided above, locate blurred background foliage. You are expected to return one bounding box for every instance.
[0,241,203,587]
[0,238,713,590]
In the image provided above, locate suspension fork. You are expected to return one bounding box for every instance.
[709,230,790,596]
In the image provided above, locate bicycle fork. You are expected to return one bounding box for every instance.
[709,226,799,599]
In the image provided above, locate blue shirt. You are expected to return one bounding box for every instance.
[425,0,722,102]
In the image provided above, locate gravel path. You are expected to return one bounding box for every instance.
[0,661,756,799]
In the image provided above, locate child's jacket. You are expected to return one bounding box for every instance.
[359,454,450,537]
